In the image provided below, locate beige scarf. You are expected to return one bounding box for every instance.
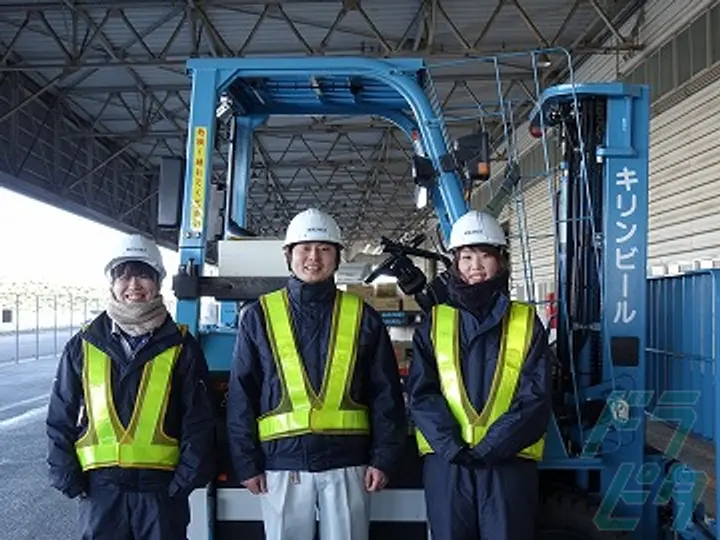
[106,295,169,337]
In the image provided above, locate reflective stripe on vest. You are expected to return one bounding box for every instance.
[257,289,369,441]
[416,302,546,461]
[74,331,184,471]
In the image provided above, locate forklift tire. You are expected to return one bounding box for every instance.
[536,490,630,539]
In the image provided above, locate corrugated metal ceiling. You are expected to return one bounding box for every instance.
[0,0,644,243]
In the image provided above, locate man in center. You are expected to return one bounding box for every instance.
[226,208,407,540]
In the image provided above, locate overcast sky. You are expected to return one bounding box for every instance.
[0,187,179,289]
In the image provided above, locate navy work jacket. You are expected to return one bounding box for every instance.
[46,313,216,498]
[406,292,552,465]
[226,277,407,483]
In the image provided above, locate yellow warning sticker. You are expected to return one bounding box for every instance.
[190,126,208,232]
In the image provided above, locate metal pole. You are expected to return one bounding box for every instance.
[428,259,437,281]
[54,295,58,357]
[14,294,19,363]
[0,71,68,124]
[35,294,39,359]
[64,139,135,192]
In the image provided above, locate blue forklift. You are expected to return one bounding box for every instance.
[157,52,715,539]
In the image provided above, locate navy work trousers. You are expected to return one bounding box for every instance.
[423,454,539,540]
[77,486,190,540]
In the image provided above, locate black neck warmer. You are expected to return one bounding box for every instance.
[286,275,337,304]
[446,267,510,318]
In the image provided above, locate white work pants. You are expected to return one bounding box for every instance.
[260,465,370,540]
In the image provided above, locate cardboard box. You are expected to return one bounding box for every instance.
[374,283,398,298]
[401,295,422,312]
[345,284,374,298]
[368,297,401,311]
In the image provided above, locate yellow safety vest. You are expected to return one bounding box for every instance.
[257,289,370,441]
[415,301,546,461]
[74,329,185,472]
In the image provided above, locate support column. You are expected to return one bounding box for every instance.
[224,114,266,237]
[176,68,219,335]
[597,86,651,539]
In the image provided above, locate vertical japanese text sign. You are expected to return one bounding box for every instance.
[190,126,208,233]
[612,165,642,329]
[593,88,652,534]
[603,89,649,373]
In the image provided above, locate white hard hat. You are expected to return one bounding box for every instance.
[105,234,166,281]
[283,208,344,248]
[448,210,507,251]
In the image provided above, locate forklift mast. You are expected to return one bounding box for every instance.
[161,54,710,539]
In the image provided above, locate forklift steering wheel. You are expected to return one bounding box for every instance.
[364,254,399,285]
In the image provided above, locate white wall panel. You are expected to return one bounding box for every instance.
[510,0,719,161]
[505,73,720,292]
[648,75,720,265]
[503,178,556,292]
[489,0,720,291]
[478,0,716,180]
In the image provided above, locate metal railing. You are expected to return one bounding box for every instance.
[646,269,720,524]
[646,269,719,440]
[0,292,104,364]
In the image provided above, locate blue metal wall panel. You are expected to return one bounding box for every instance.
[647,269,720,442]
